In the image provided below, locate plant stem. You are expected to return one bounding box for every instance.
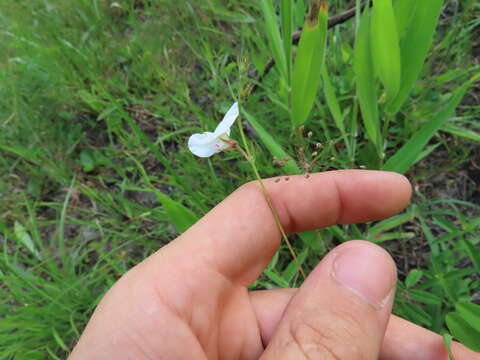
[235,144,306,279]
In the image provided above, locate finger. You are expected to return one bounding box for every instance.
[250,292,480,360]
[152,170,411,285]
[261,240,396,359]
[382,314,480,360]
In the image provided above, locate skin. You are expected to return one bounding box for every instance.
[69,170,480,359]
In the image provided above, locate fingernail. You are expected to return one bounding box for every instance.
[332,245,396,308]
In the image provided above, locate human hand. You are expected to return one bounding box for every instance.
[69,170,479,359]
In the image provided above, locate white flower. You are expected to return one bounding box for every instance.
[188,102,239,158]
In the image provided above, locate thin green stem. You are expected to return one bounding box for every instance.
[235,144,306,279]
[237,74,305,279]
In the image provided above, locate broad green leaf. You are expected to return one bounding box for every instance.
[371,0,401,100]
[383,83,470,174]
[155,193,199,234]
[14,221,41,260]
[243,110,300,174]
[405,269,424,288]
[354,7,380,147]
[292,0,328,126]
[260,0,288,79]
[388,0,444,114]
[394,0,417,40]
[446,305,480,352]
[294,0,306,28]
[455,303,480,333]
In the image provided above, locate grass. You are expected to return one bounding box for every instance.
[0,0,479,357]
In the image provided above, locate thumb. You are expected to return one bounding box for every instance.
[261,240,397,360]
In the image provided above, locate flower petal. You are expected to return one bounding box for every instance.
[188,132,222,158]
[213,102,239,137]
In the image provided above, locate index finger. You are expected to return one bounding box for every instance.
[156,170,411,285]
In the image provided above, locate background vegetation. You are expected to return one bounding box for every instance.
[0,0,479,358]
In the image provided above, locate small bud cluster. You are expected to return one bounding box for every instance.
[272,156,292,167]
[296,126,324,178]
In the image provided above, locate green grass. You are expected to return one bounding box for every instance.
[0,0,479,357]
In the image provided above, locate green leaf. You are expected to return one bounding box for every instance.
[354,7,380,147]
[282,247,309,283]
[80,149,96,172]
[243,110,300,174]
[446,303,480,352]
[14,221,41,260]
[322,65,347,138]
[155,193,199,234]
[260,0,288,79]
[383,83,471,174]
[402,302,432,327]
[455,303,480,333]
[405,269,424,288]
[367,209,416,238]
[394,0,417,40]
[292,0,328,126]
[388,0,444,114]
[281,0,293,83]
[463,238,480,272]
[370,0,401,100]
[264,268,290,288]
[408,289,442,305]
[442,123,480,142]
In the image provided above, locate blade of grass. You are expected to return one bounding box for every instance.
[354,5,380,150]
[370,0,401,100]
[281,0,293,84]
[242,110,301,174]
[383,81,473,174]
[128,153,200,234]
[156,193,199,234]
[292,0,328,126]
[388,0,444,114]
[321,65,352,158]
[260,0,288,80]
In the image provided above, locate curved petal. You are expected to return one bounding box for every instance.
[214,102,239,137]
[188,132,219,157]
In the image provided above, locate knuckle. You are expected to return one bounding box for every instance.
[289,322,342,360]
[286,309,367,360]
[236,180,294,232]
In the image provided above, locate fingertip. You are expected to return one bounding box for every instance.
[334,170,412,224]
[381,171,412,208]
[330,240,397,308]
